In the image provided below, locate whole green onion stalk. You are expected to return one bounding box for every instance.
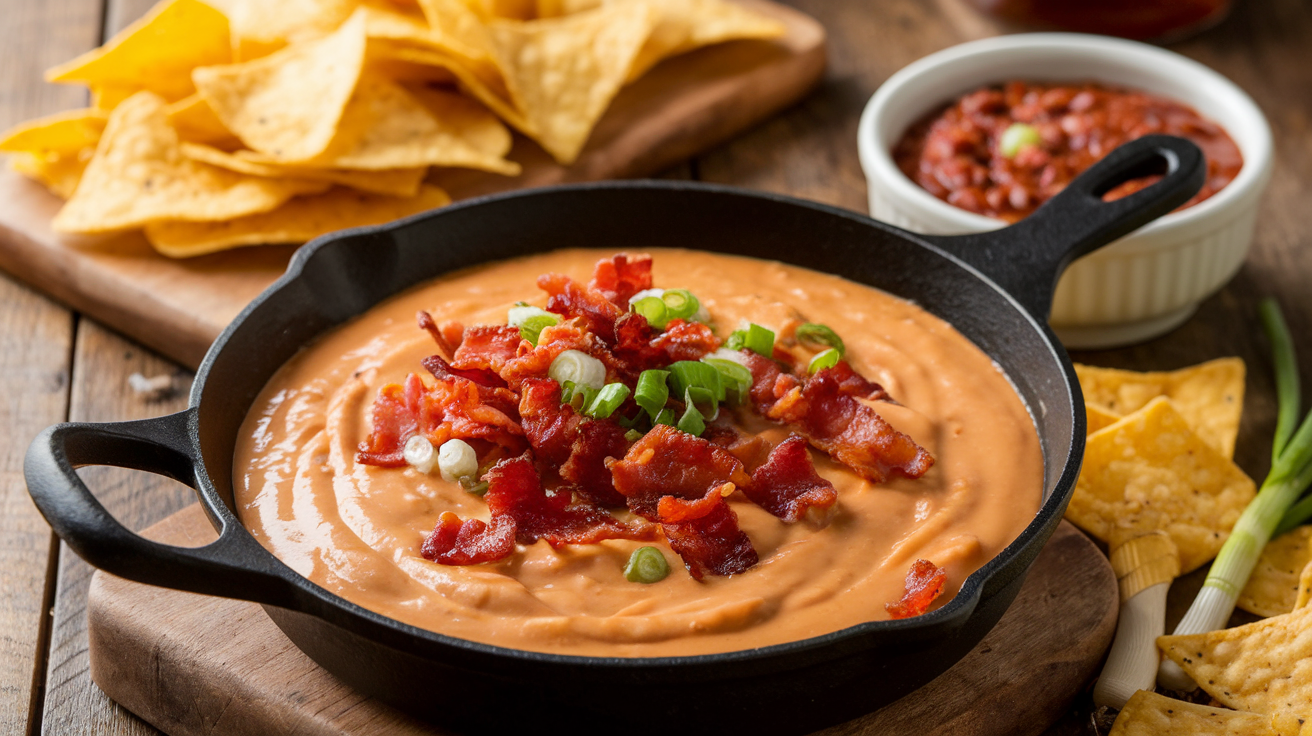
[1158,299,1312,690]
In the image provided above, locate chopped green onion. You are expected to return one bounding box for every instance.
[549,349,606,390]
[585,383,631,419]
[744,323,775,357]
[624,428,643,442]
[725,330,747,350]
[1263,299,1301,462]
[701,357,752,405]
[661,289,700,321]
[632,296,669,329]
[677,400,706,437]
[1000,122,1041,158]
[654,407,676,426]
[1159,298,1312,691]
[685,386,719,422]
[458,476,489,496]
[437,439,478,483]
[808,348,841,373]
[667,361,724,403]
[795,323,845,357]
[635,369,670,421]
[624,546,670,583]
[508,305,559,344]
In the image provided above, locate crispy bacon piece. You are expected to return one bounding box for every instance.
[451,325,523,373]
[421,512,515,565]
[738,351,933,483]
[657,488,758,580]
[885,559,947,619]
[609,425,751,518]
[539,273,625,340]
[357,373,525,467]
[611,314,720,376]
[484,454,652,547]
[589,253,653,306]
[421,354,507,389]
[417,310,462,359]
[828,360,891,402]
[743,435,837,522]
[499,321,605,390]
[517,378,629,506]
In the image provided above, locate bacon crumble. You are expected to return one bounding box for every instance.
[885,559,947,619]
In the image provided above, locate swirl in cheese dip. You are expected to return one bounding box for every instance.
[233,248,1043,657]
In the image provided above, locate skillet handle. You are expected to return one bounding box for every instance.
[920,134,1205,319]
[24,408,297,608]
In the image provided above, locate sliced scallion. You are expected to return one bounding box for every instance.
[701,357,752,405]
[624,428,643,442]
[796,323,845,357]
[632,296,669,329]
[677,400,706,437]
[725,330,747,351]
[458,475,489,496]
[624,546,670,583]
[635,369,670,421]
[585,383,631,419]
[1159,298,1312,690]
[667,361,724,403]
[549,349,606,390]
[507,305,559,345]
[654,407,676,427]
[744,323,775,357]
[661,289,700,322]
[809,348,841,374]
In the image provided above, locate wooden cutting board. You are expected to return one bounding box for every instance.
[0,0,824,370]
[86,506,1117,736]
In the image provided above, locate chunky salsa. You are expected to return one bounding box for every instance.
[893,81,1243,222]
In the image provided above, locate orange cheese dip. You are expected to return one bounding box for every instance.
[233,249,1043,657]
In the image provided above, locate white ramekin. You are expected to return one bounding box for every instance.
[857,33,1272,348]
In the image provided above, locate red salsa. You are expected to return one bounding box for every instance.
[893,81,1243,223]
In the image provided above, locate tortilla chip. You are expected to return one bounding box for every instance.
[1238,526,1312,618]
[166,95,237,145]
[535,0,602,16]
[1296,559,1312,611]
[9,151,94,200]
[1159,602,1312,717]
[485,2,656,163]
[362,2,484,63]
[235,75,518,174]
[181,142,427,197]
[0,109,107,157]
[368,44,529,133]
[91,85,140,112]
[624,0,786,82]
[213,0,363,60]
[417,0,499,64]
[462,0,537,19]
[193,11,368,161]
[52,92,326,234]
[1086,402,1121,435]
[1075,359,1246,458]
[1065,396,1256,574]
[46,0,231,102]
[1109,690,1287,736]
[144,184,451,257]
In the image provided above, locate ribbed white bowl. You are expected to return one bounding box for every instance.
[858,34,1273,348]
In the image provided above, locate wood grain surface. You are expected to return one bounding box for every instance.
[0,0,825,370]
[5,0,1312,734]
[85,510,1115,736]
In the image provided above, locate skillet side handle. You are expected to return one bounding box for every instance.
[921,134,1205,319]
[24,409,297,608]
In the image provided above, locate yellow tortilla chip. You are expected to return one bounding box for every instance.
[166,95,237,145]
[193,11,368,161]
[1296,559,1312,611]
[212,0,364,61]
[369,44,529,133]
[1065,396,1256,574]
[91,85,139,112]
[461,0,537,19]
[235,75,518,174]
[0,109,106,157]
[1075,359,1246,458]
[1238,526,1312,618]
[9,151,94,200]
[417,0,499,64]
[485,2,656,163]
[144,184,452,257]
[52,92,326,234]
[1109,690,1288,736]
[362,2,484,63]
[180,142,427,197]
[624,0,786,82]
[1159,602,1312,717]
[46,0,231,102]
[1086,402,1121,435]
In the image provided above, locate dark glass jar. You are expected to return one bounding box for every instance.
[963,0,1233,41]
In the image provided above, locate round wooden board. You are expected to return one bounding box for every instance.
[87,507,1116,736]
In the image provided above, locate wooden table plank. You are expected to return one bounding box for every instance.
[0,0,102,732]
[40,323,193,736]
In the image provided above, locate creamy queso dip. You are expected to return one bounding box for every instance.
[234,248,1043,657]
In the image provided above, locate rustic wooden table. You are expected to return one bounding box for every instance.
[1,0,1309,734]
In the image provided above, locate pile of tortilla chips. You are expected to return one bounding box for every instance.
[1067,359,1255,573]
[0,0,784,257]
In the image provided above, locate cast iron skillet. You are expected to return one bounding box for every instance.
[26,135,1202,735]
